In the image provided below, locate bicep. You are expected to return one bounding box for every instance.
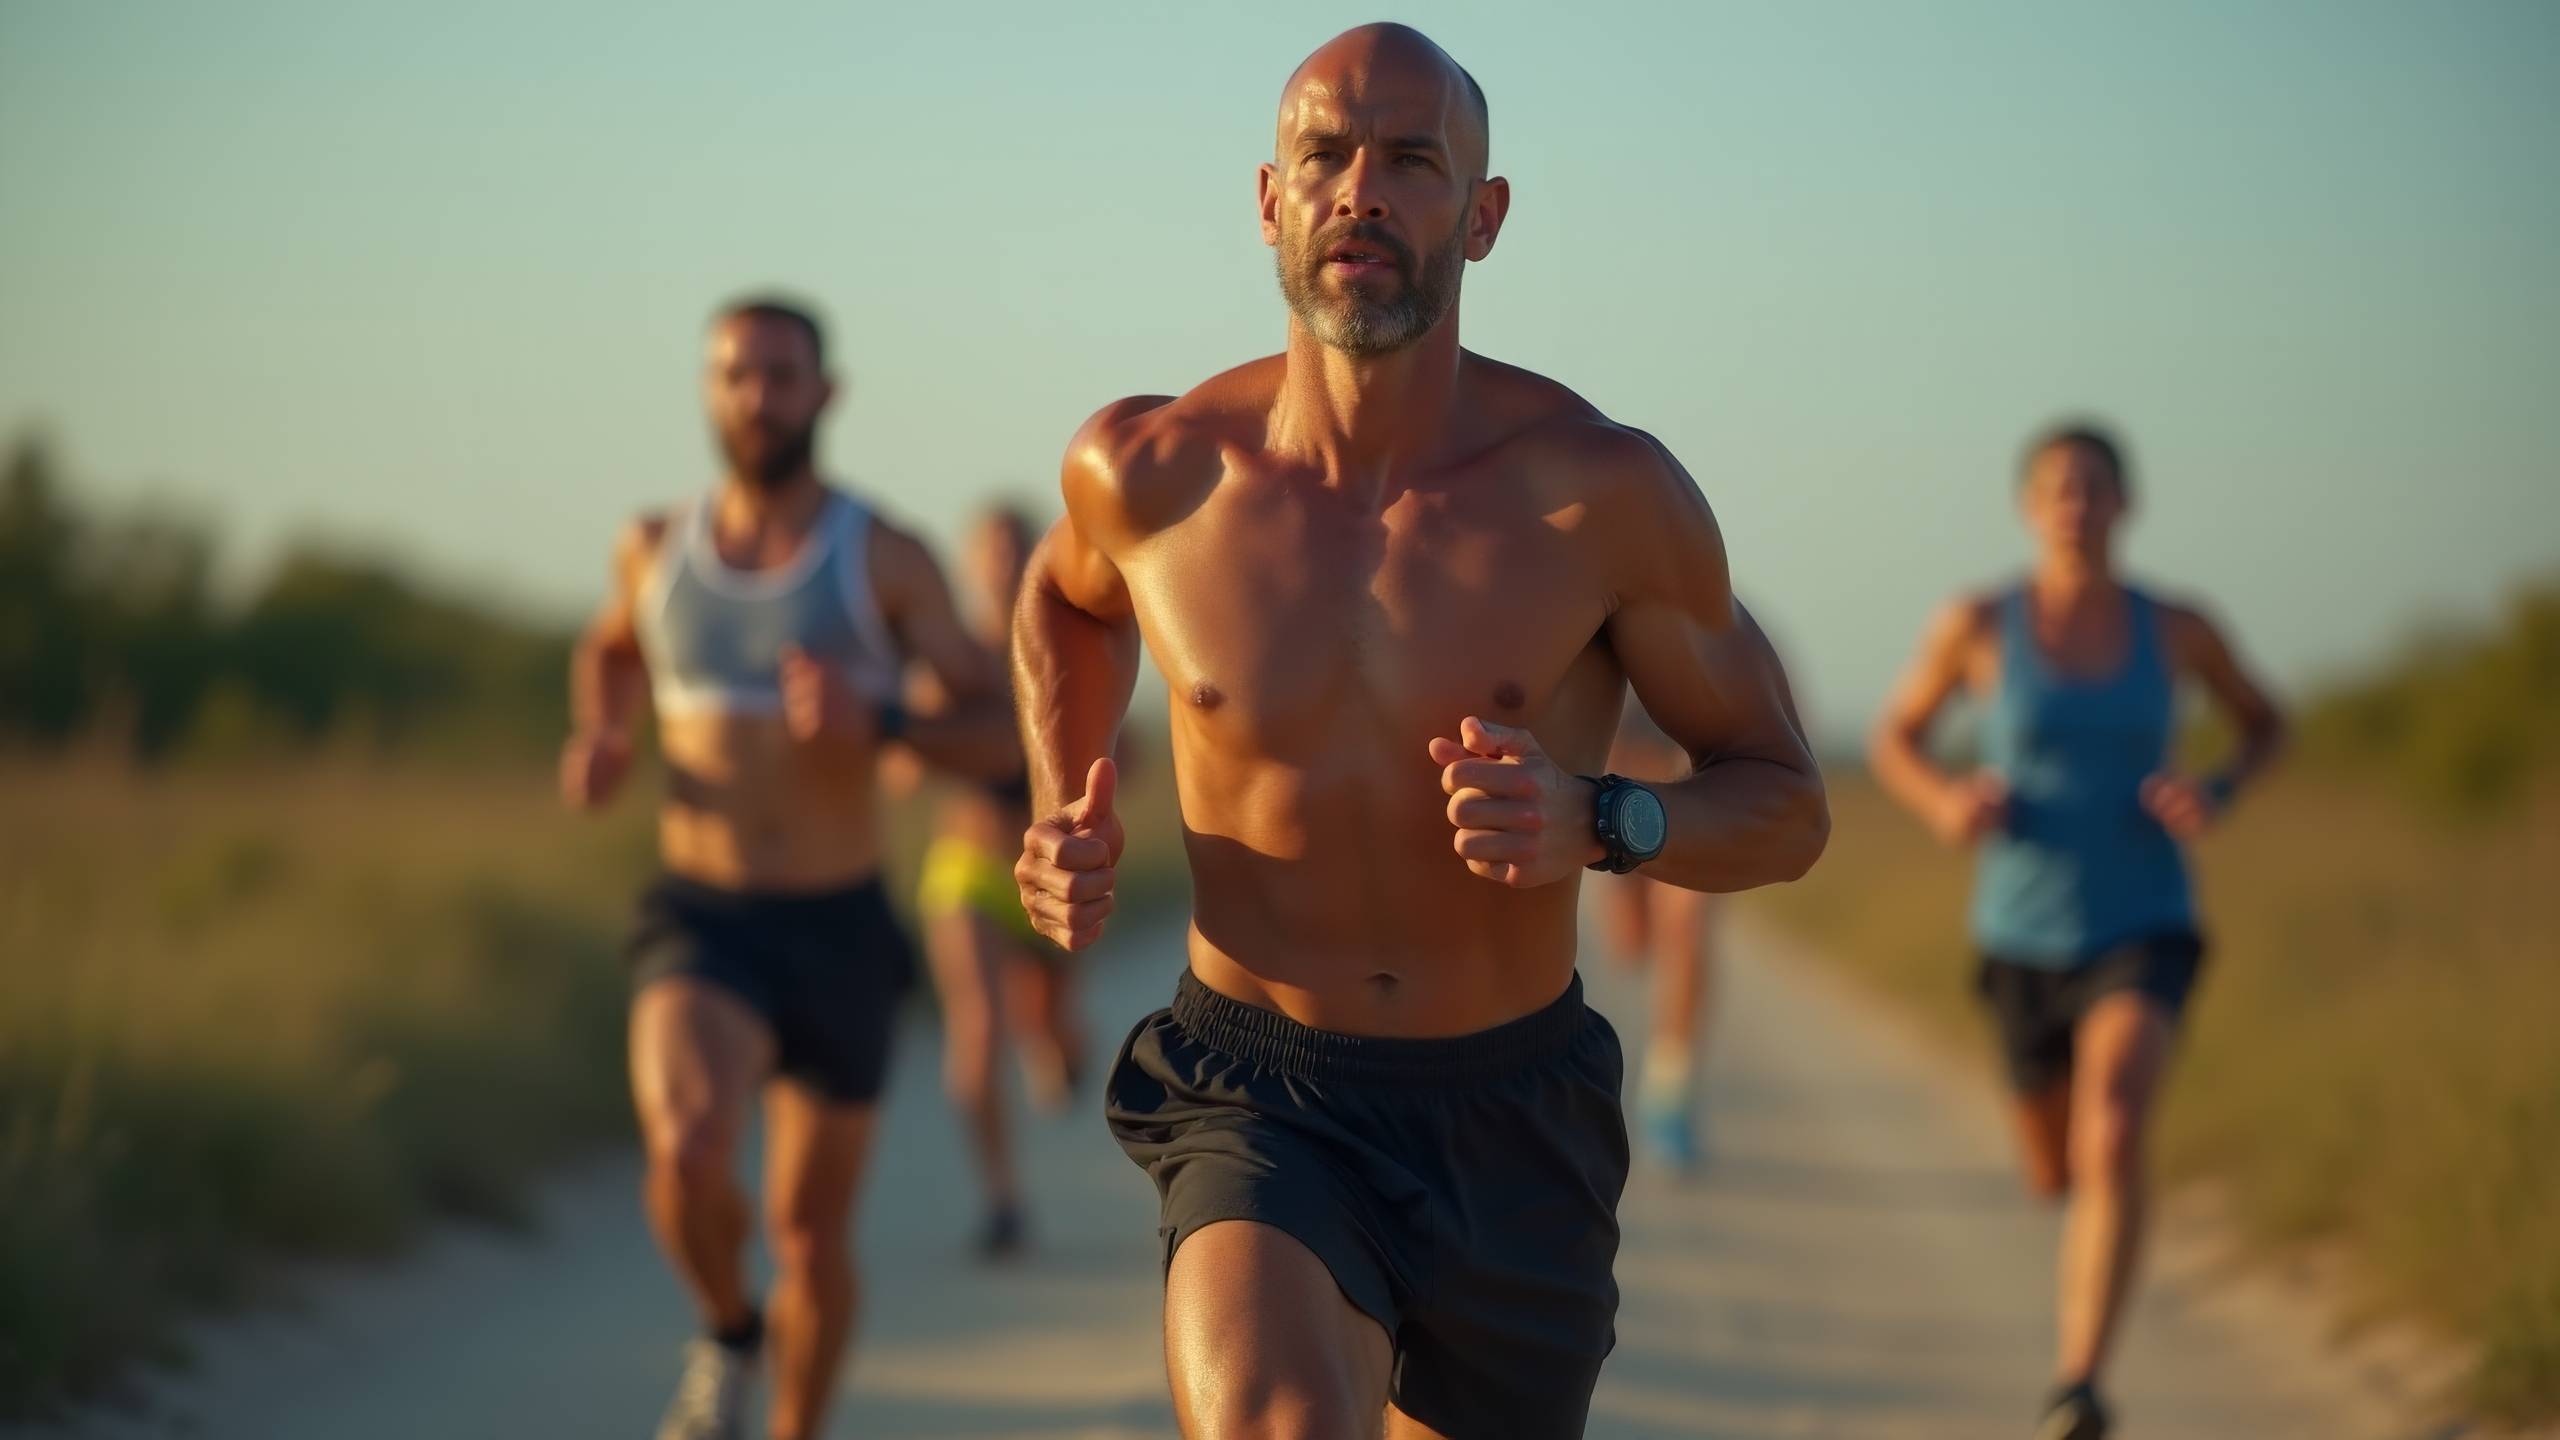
[1610,593,1811,769]
[586,522,657,654]
[1875,602,1981,743]
[1599,460,1808,767]
[2174,606,2282,730]
[882,537,999,698]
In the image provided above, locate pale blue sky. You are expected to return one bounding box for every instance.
[4,1,2554,737]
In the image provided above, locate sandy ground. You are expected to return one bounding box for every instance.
[29,914,2448,1439]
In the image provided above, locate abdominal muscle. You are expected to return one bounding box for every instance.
[654,709,883,892]
[1175,748,1585,1039]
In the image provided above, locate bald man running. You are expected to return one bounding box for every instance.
[1013,26,1828,1439]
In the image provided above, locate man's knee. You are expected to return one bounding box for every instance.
[767,1196,853,1278]
[645,1109,740,1191]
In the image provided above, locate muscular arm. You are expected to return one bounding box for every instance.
[2164,600,2287,804]
[873,523,1020,781]
[1012,402,1154,818]
[1868,597,1990,830]
[570,518,654,740]
[560,516,658,809]
[1602,438,1828,891]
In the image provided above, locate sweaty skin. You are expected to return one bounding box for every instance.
[1011,27,1827,1042]
[563,317,1016,889]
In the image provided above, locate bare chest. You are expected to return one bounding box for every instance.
[1128,474,1608,753]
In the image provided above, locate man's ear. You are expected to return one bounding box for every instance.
[1257,163,1283,248]
[1466,175,1513,263]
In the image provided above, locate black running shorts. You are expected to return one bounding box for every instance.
[1976,929,2206,1095]
[627,873,917,1104]
[1107,970,1629,1439]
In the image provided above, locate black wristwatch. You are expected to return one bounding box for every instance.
[876,698,910,743]
[1586,773,1668,874]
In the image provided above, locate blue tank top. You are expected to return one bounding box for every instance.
[1970,584,2194,966]
[634,488,903,718]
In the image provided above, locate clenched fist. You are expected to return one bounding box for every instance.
[1426,715,1603,889]
[560,728,633,811]
[2139,772,2223,841]
[1930,771,2009,848]
[780,645,878,749]
[1016,757,1123,950]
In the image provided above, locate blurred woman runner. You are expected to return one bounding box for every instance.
[912,504,1086,1257]
[1869,422,2285,1440]
[1594,701,1716,1172]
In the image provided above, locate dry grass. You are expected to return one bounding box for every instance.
[1740,773,2560,1421]
[0,756,656,1419]
[0,740,1193,1421]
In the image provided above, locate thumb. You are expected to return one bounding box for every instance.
[1427,735,1469,768]
[779,644,811,673]
[1458,715,1531,758]
[1074,756,1119,829]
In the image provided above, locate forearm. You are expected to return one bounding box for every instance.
[571,637,645,739]
[1868,724,1958,823]
[1638,754,1829,892]
[1012,574,1139,816]
[2206,710,2288,805]
[894,688,1023,782]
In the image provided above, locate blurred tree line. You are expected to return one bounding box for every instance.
[0,433,569,762]
[2292,577,2560,815]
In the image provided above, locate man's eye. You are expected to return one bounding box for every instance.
[1395,154,1432,168]
[1304,150,1339,164]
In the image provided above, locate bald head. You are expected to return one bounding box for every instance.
[1278,23,1489,179]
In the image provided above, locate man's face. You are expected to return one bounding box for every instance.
[704,316,832,488]
[2019,442,2127,563]
[1260,56,1498,357]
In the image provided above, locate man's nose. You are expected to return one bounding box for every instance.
[1333,149,1390,221]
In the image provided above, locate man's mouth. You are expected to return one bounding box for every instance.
[1326,244,1399,277]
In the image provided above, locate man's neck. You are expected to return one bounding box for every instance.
[1268,316,1465,498]
[715,469,827,533]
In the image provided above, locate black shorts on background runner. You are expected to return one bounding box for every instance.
[627,873,916,1104]
[1976,930,2205,1094]
[1106,970,1629,1439]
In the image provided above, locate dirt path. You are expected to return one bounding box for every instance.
[34,916,2438,1439]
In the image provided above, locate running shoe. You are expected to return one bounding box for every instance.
[2034,1380,2110,1440]
[1639,1089,1702,1173]
[978,1203,1028,1261]
[656,1337,755,1440]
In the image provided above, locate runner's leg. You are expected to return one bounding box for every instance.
[760,1082,881,1440]
[928,907,1018,1213]
[1165,1220,1394,1440]
[1004,948,1084,1111]
[2054,991,2173,1385]
[2011,1081,2073,1201]
[631,977,772,1332]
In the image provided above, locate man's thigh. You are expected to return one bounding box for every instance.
[630,975,774,1151]
[1165,1219,1392,1440]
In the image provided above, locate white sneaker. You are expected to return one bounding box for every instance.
[655,1338,755,1440]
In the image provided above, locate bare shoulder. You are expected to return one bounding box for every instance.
[2140,584,2231,663]
[847,497,940,586]
[1931,589,2004,652]
[611,508,674,582]
[1064,355,1282,543]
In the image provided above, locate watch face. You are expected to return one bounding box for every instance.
[1619,786,1668,857]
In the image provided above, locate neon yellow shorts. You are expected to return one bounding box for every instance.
[918,835,1040,946]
